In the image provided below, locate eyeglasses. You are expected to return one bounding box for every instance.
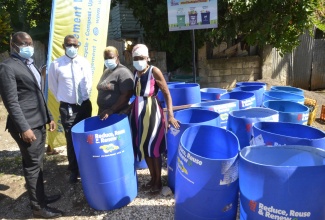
[65,44,79,48]
[14,42,33,47]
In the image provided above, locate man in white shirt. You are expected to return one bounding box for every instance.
[48,35,93,183]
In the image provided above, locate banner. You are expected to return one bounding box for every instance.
[45,0,111,148]
[167,0,218,31]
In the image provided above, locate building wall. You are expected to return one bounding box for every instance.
[198,43,262,89]
[108,3,144,41]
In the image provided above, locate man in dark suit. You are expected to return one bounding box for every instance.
[0,32,63,218]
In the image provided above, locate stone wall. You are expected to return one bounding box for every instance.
[198,43,262,89]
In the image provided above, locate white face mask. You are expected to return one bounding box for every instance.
[133,60,147,71]
[66,46,78,58]
[104,58,117,70]
[18,46,34,59]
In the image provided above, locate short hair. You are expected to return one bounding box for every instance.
[64,35,77,44]
[12,32,30,44]
[104,46,119,56]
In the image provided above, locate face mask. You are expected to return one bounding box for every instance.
[66,46,78,58]
[104,58,117,70]
[18,46,34,59]
[133,60,147,71]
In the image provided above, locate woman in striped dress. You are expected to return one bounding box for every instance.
[130,44,180,194]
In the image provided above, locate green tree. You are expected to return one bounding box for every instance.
[115,0,319,69]
[0,0,52,51]
[312,0,325,32]
[219,0,317,55]
[0,7,13,53]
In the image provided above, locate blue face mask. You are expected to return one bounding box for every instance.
[18,46,34,59]
[104,58,117,70]
[66,46,78,58]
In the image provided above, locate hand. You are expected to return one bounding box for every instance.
[48,120,56,132]
[168,117,180,129]
[99,109,113,120]
[21,129,37,143]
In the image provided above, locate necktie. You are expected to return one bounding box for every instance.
[71,60,83,105]
[25,59,41,88]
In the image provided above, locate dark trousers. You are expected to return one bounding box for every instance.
[59,100,92,173]
[10,126,46,210]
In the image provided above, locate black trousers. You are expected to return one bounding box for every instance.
[10,126,46,210]
[59,99,92,173]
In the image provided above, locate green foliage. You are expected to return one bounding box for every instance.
[312,0,325,32]
[0,7,13,53]
[0,0,52,47]
[116,0,319,69]
[223,0,317,55]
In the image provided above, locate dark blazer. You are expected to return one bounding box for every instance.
[0,54,53,133]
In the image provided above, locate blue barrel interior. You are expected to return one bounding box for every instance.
[181,125,239,158]
[232,85,265,107]
[270,85,304,96]
[253,121,325,139]
[175,125,239,219]
[235,81,267,90]
[252,121,325,149]
[263,91,304,104]
[173,108,220,124]
[191,99,239,128]
[239,145,325,220]
[200,88,227,101]
[167,109,220,193]
[220,91,256,109]
[263,100,309,124]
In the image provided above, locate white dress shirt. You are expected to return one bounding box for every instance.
[48,55,93,104]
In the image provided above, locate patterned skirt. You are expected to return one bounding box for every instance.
[130,96,166,160]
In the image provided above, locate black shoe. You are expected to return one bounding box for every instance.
[33,206,62,219]
[45,194,61,204]
[69,172,78,183]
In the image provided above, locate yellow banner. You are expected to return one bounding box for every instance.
[46,0,111,147]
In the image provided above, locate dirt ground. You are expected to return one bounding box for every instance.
[0,78,324,219]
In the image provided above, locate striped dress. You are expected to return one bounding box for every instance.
[130,65,166,161]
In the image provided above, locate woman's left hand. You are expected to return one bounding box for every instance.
[168,116,180,129]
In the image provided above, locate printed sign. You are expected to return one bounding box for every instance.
[167,0,218,31]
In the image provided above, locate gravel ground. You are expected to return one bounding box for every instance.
[0,78,324,219]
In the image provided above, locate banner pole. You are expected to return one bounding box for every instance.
[191,29,196,83]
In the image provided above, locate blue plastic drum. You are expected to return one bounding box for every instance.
[236,81,267,90]
[191,99,239,128]
[240,145,325,220]
[270,86,304,96]
[263,100,309,125]
[220,91,256,109]
[232,85,265,107]
[200,88,227,101]
[227,108,279,149]
[158,83,201,108]
[156,82,185,107]
[71,115,137,210]
[251,121,325,149]
[167,109,220,193]
[175,125,240,220]
[156,82,185,105]
[263,91,304,105]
